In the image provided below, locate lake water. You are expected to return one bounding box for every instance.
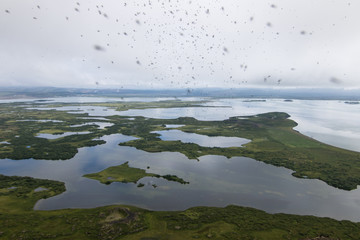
[36,132,91,140]
[1,97,360,222]
[153,129,251,148]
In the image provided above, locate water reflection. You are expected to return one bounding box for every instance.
[153,129,250,147]
[36,132,91,140]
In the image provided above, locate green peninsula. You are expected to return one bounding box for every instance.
[1,174,360,240]
[84,161,189,185]
[117,112,360,190]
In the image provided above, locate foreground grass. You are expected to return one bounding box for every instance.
[1,174,360,240]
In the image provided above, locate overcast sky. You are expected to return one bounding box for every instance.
[0,0,359,89]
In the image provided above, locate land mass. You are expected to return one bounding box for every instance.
[0,174,359,240]
[84,161,189,185]
[117,112,360,190]
[1,100,360,190]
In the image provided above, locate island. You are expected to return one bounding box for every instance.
[83,161,189,185]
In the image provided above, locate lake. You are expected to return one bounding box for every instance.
[1,97,360,222]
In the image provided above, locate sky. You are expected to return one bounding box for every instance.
[0,0,359,89]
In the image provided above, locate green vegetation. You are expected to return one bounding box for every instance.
[84,99,209,111]
[84,161,189,185]
[0,100,209,160]
[1,175,360,240]
[0,174,65,213]
[0,102,107,160]
[118,112,360,190]
[2,100,360,238]
[161,174,189,184]
[2,99,360,190]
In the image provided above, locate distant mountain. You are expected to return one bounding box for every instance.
[0,86,359,100]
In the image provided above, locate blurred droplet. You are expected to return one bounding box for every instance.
[93,45,106,51]
[330,77,342,84]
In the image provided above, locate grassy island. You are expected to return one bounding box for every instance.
[0,174,360,240]
[84,161,189,185]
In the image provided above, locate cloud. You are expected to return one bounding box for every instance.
[0,0,359,89]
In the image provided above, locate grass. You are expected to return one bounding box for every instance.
[84,161,189,185]
[84,161,159,184]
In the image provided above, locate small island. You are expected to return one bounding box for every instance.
[83,161,189,185]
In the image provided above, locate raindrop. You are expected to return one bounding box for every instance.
[330,77,342,84]
[93,45,106,51]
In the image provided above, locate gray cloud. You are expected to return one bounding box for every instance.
[0,0,359,89]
